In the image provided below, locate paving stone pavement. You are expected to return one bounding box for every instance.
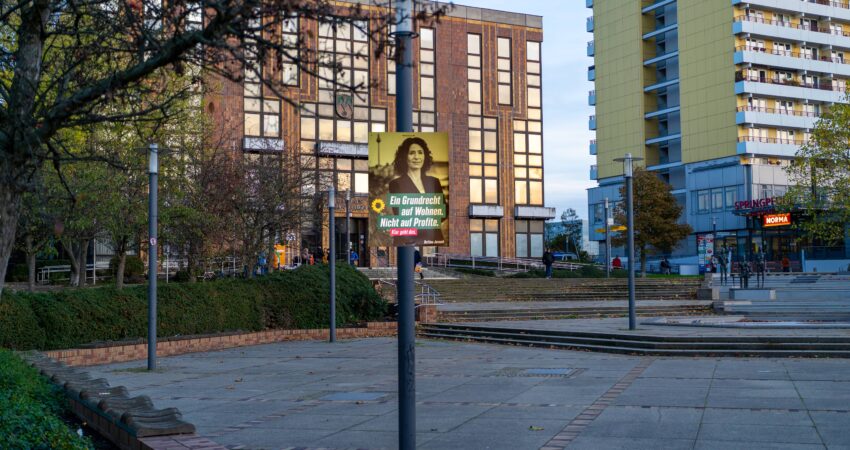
[87,337,850,450]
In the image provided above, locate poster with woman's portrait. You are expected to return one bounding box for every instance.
[368,132,449,247]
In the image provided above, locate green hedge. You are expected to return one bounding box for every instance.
[0,264,388,351]
[0,350,93,449]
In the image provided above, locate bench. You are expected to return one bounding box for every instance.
[19,353,200,450]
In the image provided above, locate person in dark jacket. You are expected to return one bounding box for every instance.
[542,248,555,279]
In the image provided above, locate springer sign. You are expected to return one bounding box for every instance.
[763,213,791,227]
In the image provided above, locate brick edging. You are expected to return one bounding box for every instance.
[45,322,397,367]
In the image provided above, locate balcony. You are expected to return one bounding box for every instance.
[589,115,597,130]
[587,40,595,57]
[587,16,594,32]
[644,78,679,92]
[732,0,850,23]
[735,72,847,103]
[733,15,850,49]
[586,0,592,8]
[642,0,676,14]
[735,106,819,129]
[515,206,556,220]
[590,139,597,155]
[588,90,596,106]
[243,137,284,152]
[469,205,504,218]
[736,136,806,157]
[645,133,682,146]
[645,105,680,119]
[590,165,598,180]
[734,45,850,78]
[642,23,678,40]
[588,65,596,81]
[643,51,679,66]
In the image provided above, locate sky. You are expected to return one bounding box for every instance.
[444,0,595,221]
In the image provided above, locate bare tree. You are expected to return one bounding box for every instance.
[0,0,446,296]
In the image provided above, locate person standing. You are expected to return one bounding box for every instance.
[660,257,671,275]
[414,249,423,280]
[781,255,791,273]
[718,253,728,285]
[542,248,555,279]
[612,255,622,270]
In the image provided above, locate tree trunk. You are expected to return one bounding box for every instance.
[77,239,89,287]
[0,184,22,299]
[26,234,37,292]
[186,241,197,283]
[267,228,276,273]
[116,251,126,289]
[62,240,80,287]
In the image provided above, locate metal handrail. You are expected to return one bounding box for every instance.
[735,45,847,64]
[424,253,584,272]
[375,279,442,307]
[736,105,820,117]
[37,262,110,284]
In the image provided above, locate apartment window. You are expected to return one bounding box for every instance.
[470,219,499,257]
[468,33,499,204]
[803,74,819,88]
[280,15,299,85]
[748,127,767,141]
[773,41,791,56]
[760,184,774,199]
[776,14,791,26]
[830,22,844,35]
[748,97,766,111]
[724,187,737,210]
[697,190,710,213]
[745,38,765,52]
[777,129,795,143]
[777,100,793,114]
[801,46,817,60]
[497,37,512,105]
[516,220,544,258]
[774,71,793,84]
[832,50,845,63]
[802,18,818,31]
[185,2,202,30]
[414,27,436,132]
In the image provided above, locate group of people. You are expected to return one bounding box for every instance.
[295,247,360,267]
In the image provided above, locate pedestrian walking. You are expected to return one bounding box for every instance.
[660,257,671,275]
[781,255,791,273]
[612,256,622,270]
[414,249,424,280]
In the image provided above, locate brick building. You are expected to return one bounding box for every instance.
[207,1,553,266]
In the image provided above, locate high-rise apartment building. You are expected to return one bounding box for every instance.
[586,0,850,268]
[208,2,553,266]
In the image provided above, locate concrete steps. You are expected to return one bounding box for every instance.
[437,304,712,322]
[426,278,703,303]
[418,323,850,357]
[717,298,850,321]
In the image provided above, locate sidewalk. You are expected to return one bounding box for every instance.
[87,337,850,449]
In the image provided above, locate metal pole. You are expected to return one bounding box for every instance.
[395,1,415,448]
[625,155,637,330]
[329,187,336,343]
[604,198,610,278]
[148,143,159,370]
[346,190,351,267]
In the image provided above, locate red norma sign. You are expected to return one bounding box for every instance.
[763,213,791,227]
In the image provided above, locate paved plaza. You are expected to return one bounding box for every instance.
[89,336,850,450]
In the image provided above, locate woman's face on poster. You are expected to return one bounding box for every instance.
[407,143,425,170]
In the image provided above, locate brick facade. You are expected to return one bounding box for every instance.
[209,3,549,262]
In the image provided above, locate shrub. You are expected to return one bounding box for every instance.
[0,350,93,449]
[109,255,145,283]
[0,264,387,350]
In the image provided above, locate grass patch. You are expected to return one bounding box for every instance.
[0,350,93,449]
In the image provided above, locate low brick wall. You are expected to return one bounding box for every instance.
[46,322,397,367]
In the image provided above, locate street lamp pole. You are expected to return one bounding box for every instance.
[147,143,159,370]
[394,1,416,448]
[615,153,642,330]
[328,187,336,343]
[604,198,610,278]
[345,190,351,266]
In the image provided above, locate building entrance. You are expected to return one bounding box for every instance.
[335,217,369,267]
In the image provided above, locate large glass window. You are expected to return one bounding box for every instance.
[243,21,280,139]
[281,15,299,85]
[471,219,500,257]
[724,186,737,210]
[413,28,436,132]
[516,220,544,258]
[497,37,511,105]
[468,34,498,204]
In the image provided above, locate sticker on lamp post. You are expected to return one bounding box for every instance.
[369,132,450,247]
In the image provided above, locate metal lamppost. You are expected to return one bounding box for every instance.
[345,190,351,266]
[604,198,611,278]
[328,187,336,343]
[614,153,642,330]
[394,1,416,448]
[147,143,159,370]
